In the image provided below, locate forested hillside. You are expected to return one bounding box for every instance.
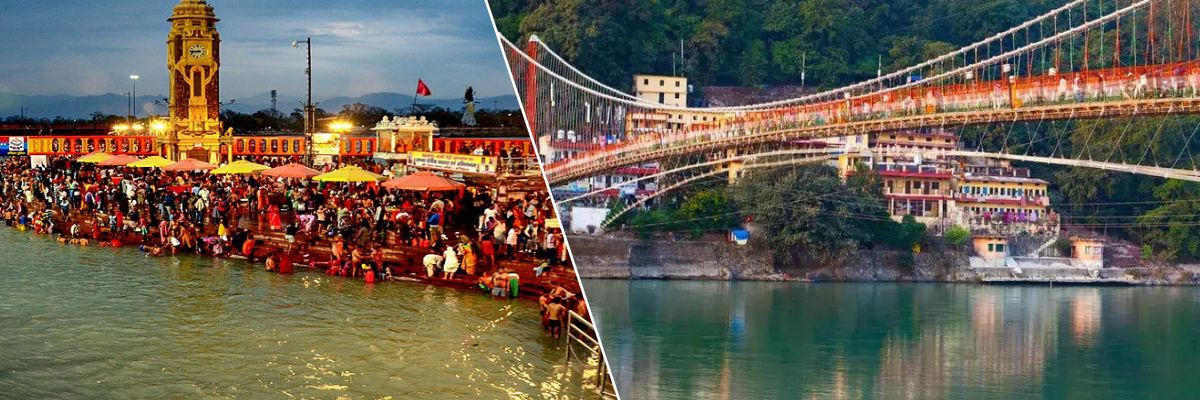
[492,0,1059,89]
[492,0,1200,262]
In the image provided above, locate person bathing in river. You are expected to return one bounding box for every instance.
[422,252,443,278]
[265,253,278,272]
[545,297,566,339]
[441,245,459,279]
[491,270,508,297]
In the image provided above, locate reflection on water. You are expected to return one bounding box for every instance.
[586,280,1200,400]
[0,229,599,399]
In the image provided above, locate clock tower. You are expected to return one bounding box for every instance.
[164,0,228,162]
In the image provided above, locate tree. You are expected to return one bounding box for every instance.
[338,103,389,126]
[676,188,738,237]
[1138,180,1200,261]
[944,225,970,247]
[731,164,890,264]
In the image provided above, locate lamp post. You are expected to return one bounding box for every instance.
[130,74,139,123]
[293,37,314,165]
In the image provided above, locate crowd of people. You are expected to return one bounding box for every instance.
[0,154,582,336]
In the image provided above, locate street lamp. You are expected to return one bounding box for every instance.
[129,74,140,123]
[293,37,314,165]
[329,120,352,132]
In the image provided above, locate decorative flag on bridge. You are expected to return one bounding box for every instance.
[416,79,432,96]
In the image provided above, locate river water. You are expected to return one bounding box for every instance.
[0,228,599,399]
[586,279,1200,400]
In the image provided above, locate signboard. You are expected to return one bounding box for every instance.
[312,133,341,155]
[0,136,27,156]
[410,151,497,175]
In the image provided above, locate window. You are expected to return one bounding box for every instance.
[995,244,1005,252]
[248,139,257,152]
[643,78,649,85]
[659,79,665,86]
[675,93,680,99]
[659,93,665,104]
[192,70,203,97]
[675,81,681,87]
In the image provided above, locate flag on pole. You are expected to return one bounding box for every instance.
[416,79,432,97]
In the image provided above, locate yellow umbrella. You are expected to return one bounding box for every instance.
[77,152,113,163]
[127,155,174,168]
[313,165,386,182]
[211,159,271,175]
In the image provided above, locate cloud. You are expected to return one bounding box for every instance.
[0,0,516,99]
[309,22,367,39]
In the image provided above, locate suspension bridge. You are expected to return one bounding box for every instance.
[502,0,1200,229]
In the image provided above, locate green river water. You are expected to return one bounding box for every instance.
[586,279,1200,400]
[0,228,600,399]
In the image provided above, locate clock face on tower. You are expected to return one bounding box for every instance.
[188,45,206,59]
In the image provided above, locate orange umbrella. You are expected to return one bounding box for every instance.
[260,163,321,179]
[96,154,141,166]
[382,171,466,191]
[163,158,217,171]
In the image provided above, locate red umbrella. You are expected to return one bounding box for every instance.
[260,163,321,179]
[163,158,217,171]
[381,171,466,191]
[97,154,141,166]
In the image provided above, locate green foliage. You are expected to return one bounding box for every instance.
[629,209,673,239]
[676,188,738,237]
[619,187,739,238]
[491,2,1200,262]
[494,0,1058,89]
[895,215,927,250]
[730,164,891,263]
[944,225,969,247]
[1137,181,1200,261]
[1141,244,1154,262]
[1055,237,1073,257]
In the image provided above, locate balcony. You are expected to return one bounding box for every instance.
[874,163,953,179]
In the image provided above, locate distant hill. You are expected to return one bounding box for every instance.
[0,90,520,119]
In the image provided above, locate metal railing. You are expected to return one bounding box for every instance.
[564,311,618,399]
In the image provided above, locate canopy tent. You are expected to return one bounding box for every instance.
[127,156,174,168]
[76,152,113,163]
[163,158,217,171]
[313,165,386,183]
[96,154,141,166]
[211,160,271,175]
[260,163,322,179]
[381,171,466,191]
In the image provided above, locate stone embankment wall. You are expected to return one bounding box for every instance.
[568,235,777,280]
[568,234,971,282]
[567,234,1200,285]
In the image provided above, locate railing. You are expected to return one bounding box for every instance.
[498,156,543,176]
[564,311,618,399]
